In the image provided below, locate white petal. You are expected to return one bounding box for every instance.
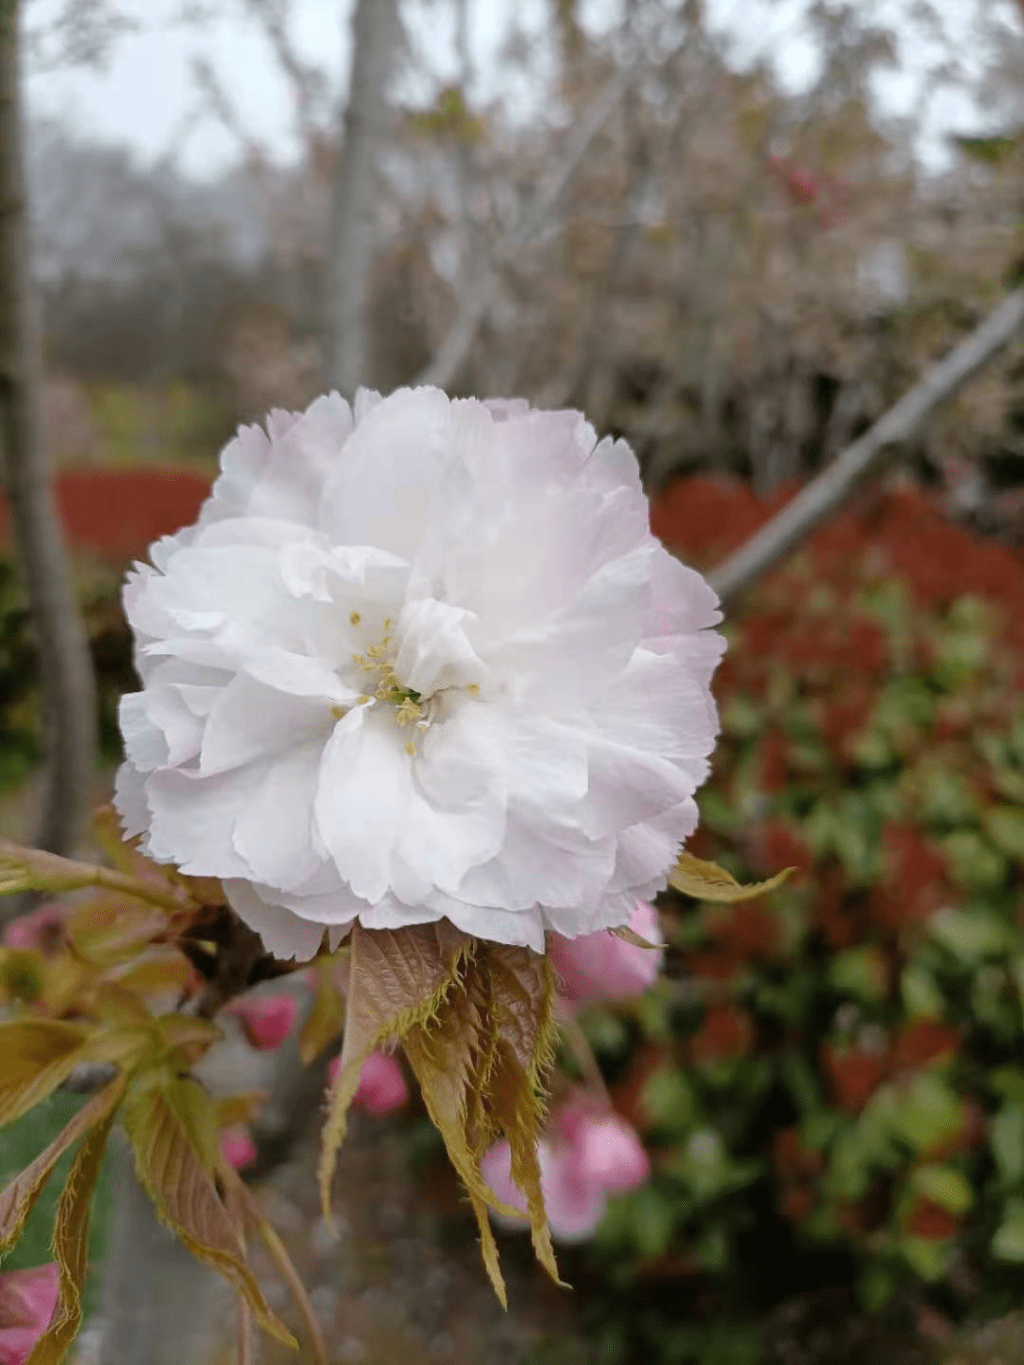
[392,598,484,697]
[113,761,150,841]
[143,765,261,878]
[232,741,324,888]
[224,880,330,961]
[200,674,330,776]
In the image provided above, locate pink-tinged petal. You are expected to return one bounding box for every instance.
[352,1052,409,1115]
[565,1110,651,1195]
[228,994,298,1051]
[549,900,664,1007]
[541,1146,608,1242]
[219,1127,257,1171]
[0,1265,59,1363]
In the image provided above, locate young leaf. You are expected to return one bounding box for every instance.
[319,922,472,1217]
[0,1021,90,1130]
[25,1103,118,1365]
[0,1074,125,1252]
[610,925,660,950]
[154,1015,223,1071]
[298,960,344,1066]
[668,851,795,903]
[121,1077,296,1349]
[67,895,171,967]
[0,838,186,914]
[214,1092,268,1130]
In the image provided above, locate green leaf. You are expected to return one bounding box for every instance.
[929,907,1014,964]
[829,947,887,1003]
[983,806,1024,861]
[900,965,945,1019]
[993,1198,1024,1262]
[0,1074,124,1252]
[911,1165,973,1215]
[899,1235,952,1280]
[941,832,1007,892]
[871,1074,962,1152]
[0,1022,90,1130]
[991,1104,1024,1185]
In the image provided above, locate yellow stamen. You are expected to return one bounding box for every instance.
[395,699,421,727]
[330,705,348,720]
[466,683,480,696]
[405,741,417,757]
[383,617,393,631]
[349,610,362,627]
[357,694,371,705]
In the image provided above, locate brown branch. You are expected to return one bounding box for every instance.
[0,0,97,877]
[707,288,1024,609]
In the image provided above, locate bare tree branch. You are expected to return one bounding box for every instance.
[707,288,1024,609]
[415,68,629,391]
[0,0,97,869]
[326,0,401,395]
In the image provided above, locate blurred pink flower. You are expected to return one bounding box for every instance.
[228,993,298,1051]
[549,900,664,1008]
[328,1050,409,1116]
[0,1264,59,1365]
[558,1105,650,1195]
[480,1100,650,1243]
[2,904,65,955]
[219,1126,257,1171]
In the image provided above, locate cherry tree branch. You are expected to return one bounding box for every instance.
[707,288,1024,609]
[415,68,629,391]
[0,0,97,871]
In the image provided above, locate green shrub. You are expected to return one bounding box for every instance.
[570,480,1024,1360]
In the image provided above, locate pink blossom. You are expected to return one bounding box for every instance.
[559,1106,650,1195]
[219,1126,257,1171]
[480,1102,650,1243]
[0,1265,59,1365]
[228,993,298,1051]
[328,1051,409,1116]
[2,904,65,954]
[549,900,664,1008]
[480,1139,606,1243]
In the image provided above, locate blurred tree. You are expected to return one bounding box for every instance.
[0,0,95,870]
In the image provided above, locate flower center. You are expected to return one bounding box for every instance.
[333,611,482,757]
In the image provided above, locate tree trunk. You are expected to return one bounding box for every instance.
[325,0,400,396]
[0,0,97,869]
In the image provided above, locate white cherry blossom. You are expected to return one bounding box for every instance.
[115,388,723,958]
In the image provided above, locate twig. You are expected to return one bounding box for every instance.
[707,288,1024,608]
[415,68,629,391]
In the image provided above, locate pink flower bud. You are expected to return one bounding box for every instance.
[2,904,65,955]
[549,900,664,1008]
[0,1264,59,1365]
[353,1051,409,1115]
[480,1137,607,1243]
[219,1126,257,1171]
[566,1110,650,1195]
[228,994,298,1051]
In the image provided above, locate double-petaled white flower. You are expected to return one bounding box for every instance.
[115,388,723,959]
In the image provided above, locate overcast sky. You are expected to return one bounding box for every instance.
[24,0,1000,180]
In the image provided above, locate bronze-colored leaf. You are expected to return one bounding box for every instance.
[112,953,198,1001]
[25,1102,118,1365]
[122,1076,295,1348]
[319,922,472,1216]
[155,1014,223,1070]
[298,960,344,1066]
[67,895,171,967]
[0,1073,125,1252]
[0,1021,90,1130]
[478,946,562,1289]
[667,851,796,903]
